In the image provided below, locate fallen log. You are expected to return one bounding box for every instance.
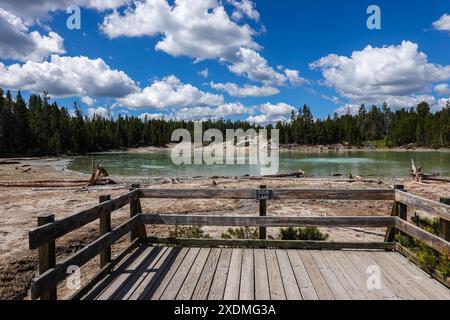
[410,158,448,183]
[0,160,21,165]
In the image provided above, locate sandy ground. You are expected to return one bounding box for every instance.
[1,157,450,300]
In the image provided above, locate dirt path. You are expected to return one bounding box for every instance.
[1,157,449,299]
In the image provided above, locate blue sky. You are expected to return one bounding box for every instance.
[0,0,449,123]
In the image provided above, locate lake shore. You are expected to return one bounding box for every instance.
[108,143,450,154]
[1,157,450,299]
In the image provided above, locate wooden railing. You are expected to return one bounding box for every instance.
[28,184,450,300]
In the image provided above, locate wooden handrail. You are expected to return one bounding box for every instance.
[28,190,139,249]
[139,214,397,228]
[395,218,450,256]
[31,214,140,299]
[395,190,450,221]
[140,188,395,200]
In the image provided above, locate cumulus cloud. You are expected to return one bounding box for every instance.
[247,102,295,124]
[81,96,96,106]
[198,68,209,78]
[0,55,138,98]
[210,81,279,97]
[100,0,302,86]
[311,41,450,109]
[173,102,251,120]
[118,75,223,109]
[88,106,110,118]
[139,112,165,120]
[435,83,450,95]
[229,48,306,86]
[433,14,450,34]
[0,8,65,62]
[0,0,130,23]
[228,0,260,21]
[101,0,259,62]
[334,104,361,116]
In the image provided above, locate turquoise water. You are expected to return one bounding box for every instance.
[67,150,450,178]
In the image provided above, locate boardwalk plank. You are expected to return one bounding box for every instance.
[254,249,270,300]
[239,249,254,300]
[147,247,189,300]
[265,249,286,300]
[208,249,232,300]
[388,252,450,300]
[176,248,211,300]
[276,250,302,300]
[191,248,221,300]
[224,249,243,300]
[97,246,157,300]
[160,248,201,300]
[286,250,318,300]
[310,251,350,300]
[297,250,334,300]
[330,251,384,300]
[321,250,367,300]
[369,251,432,300]
[128,247,178,300]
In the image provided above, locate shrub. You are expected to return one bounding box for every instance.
[169,225,210,239]
[278,227,329,241]
[411,215,440,235]
[221,227,259,239]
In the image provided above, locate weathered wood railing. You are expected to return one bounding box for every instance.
[28,184,450,300]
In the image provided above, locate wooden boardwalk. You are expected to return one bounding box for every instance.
[82,246,450,300]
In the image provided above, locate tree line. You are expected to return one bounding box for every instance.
[0,88,449,156]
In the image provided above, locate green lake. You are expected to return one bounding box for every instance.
[68,150,450,178]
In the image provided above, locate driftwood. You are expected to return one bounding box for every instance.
[0,160,20,165]
[88,158,117,186]
[410,159,449,183]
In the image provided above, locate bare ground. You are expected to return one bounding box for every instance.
[1,157,449,300]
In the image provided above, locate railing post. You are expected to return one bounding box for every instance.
[130,183,147,241]
[439,198,450,242]
[259,185,267,240]
[99,195,111,268]
[37,214,57,300]
[385,185,406,242]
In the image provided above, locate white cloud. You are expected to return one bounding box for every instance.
[88,106,110,118]
[139,112,165,120]
[81,96,96,106]
[0,0,129,23]
[210,81,279,97]
[199,68,209,78]
[229,48,305,86]
[311,41,450,109]
[247,102,295,124]
[228,0,260,22]
[100,0,302,86]
[334,104,361,116]
[0,8,65,62]
[173,102,250,120]
[435,83,450,95]
[259,102,295,116]
[101,0,259,62]
[0,55,138,98]
[433,14,450,34]
[118,75,223,109]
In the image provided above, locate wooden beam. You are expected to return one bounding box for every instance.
[37,214,56,300]
[69,239,140,300]
[395,190,450,221]
[142,237,396,250]
[139,214,396,228]
[130,183,147,241]
[395,218,450,257]
[99,195,111,268]
[385,185,404,242]
[31,215,139,300]
[29,190,138,249]
[259,185,267,240]
[140,188,395,200]
[439,198,450,242]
